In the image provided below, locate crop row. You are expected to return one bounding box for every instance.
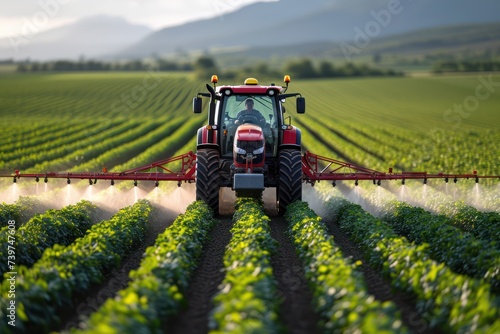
[112,117,204,171]
[73,117,186,172]
[72,200,214,333]
[0,200,96,277]
[285,201,406,333]
[0,203,22,228]
[326,196,500,333]
[386,183,500,245]
[25,120,161,173]
[2,120,121,171]
[294,77,499,177]
[0,200,152,333]
[384,201,500,293]
[0,122,74,149]
[2,121,131,172]
[0,74,203,122]
[0,196,50,229]
[301,110,500,178]
[0,121,98,160]
[442,202,500,245]
[209,198,280,333]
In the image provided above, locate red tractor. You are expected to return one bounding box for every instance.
[193,75,306,214]
[4,75,497,215]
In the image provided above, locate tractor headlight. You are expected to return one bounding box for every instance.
[235,147,246,155]
[253,146,265,155]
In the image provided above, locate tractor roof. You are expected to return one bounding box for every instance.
[215,77,284,94]
[217,85,284,94]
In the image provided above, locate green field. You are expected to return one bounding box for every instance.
[1,72,498,176]
[0,72,499,333]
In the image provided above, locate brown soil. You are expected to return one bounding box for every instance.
[56,205,176,332]
[166,215,322,334]
[166,217,233,334]
[269,216,321,334]
[322,217,441,334]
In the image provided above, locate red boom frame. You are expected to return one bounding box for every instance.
[301,151,499,185]
[1,150,498,185]
[2,152,197,185]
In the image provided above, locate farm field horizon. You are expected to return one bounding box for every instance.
[0,72,498,176]
[0,71,499,333]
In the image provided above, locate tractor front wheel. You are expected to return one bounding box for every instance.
[196,148,220,214]
[278,149,302,214]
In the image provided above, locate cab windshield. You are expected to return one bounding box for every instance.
[220,94,279,156]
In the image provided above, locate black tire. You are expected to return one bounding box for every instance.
[196,149,220,214]
[278,149,302,214]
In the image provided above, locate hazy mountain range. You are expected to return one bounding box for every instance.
[0,16,152,60]
[1,0,499,61]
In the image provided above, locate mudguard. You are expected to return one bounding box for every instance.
[282,126,302,147]
[197,126,218,146]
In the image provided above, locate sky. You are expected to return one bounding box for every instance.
[0,0,273,39]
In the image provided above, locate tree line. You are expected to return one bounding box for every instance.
[15,56,403,79]
[433,60,500,73]
[16,59,193,72]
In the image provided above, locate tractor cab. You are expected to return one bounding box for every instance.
[193,75,305,214]
[220,93,279,159]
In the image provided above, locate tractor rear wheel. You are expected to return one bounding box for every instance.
[278,149,302,214]
[196,148,220,214]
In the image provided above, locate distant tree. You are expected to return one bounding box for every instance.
[284,58,317,79]
[373,52,382,64]
[459,61,477,72]
[30,63,40,72]
[194,55,219,79]
[340,62,361,77]
[127,60,145,71]
[318,61,336,77]
[53,61,75,71]
[16,64,28,72]
[158,59,179,71]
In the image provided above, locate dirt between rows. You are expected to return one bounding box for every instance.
[57,205,438,334]
[322,217,441,334]
[57,206,177,333]
[166,216,233,333]
[167,213,321,334]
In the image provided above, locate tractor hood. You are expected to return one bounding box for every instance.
[233,124,266,169]
[235,124,264,142]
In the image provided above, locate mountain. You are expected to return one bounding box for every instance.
[121,0,500,58]
[210,22,500,61]
[2,0,499,61]
[0,16,152,61]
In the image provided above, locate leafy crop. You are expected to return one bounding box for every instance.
[73,200,214,333]
[0,200,96,276]
[209,198,280,333]
[326,196,500,333]
[441,201,500,245]
[0,204,20,228]
[0,197,46,228]
[286,201,406,333]
[0,200,151,333]
[384,202,500,293]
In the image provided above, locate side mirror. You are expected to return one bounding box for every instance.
[193,97,202,113]
[296,97,305,114]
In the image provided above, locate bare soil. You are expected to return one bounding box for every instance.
[56,205,176,332]
[322,217,441,334]
[166,217,233,333]
[269,216,321,334]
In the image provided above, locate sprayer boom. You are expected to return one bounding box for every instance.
[2,152,196,185]
[1,151,498,187]
[302,152,499,185]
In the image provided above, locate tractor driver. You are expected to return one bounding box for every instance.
[234,99,266,126]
